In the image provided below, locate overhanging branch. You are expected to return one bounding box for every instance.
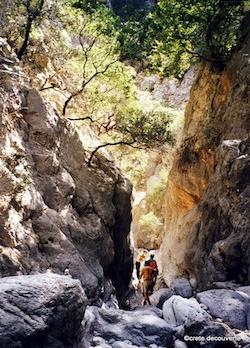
[87,139,136,167]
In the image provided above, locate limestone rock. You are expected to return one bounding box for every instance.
[0,44,132,302]
[83,305,174,347]
[197,289,249,330]
[138,66,196,110]
[237,286,250,298]
[184,320,237,348]
[132,67,196,251]
[151,278,193,308]
[174,340,187,348]
[171,278,193,298]
[150,287,174,308]
[159,17,250,287]
[162,295,211,328]
[0,273,86,348]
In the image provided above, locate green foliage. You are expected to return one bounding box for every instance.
[139,211,162,234]
[73,0,107,14]
[115,109,175,148]
[2,0,247,76]
[75,0,246,77]
[115,148,149,187]
[24,1,175,151]
[153,0,244,70]
[146,167,169,214]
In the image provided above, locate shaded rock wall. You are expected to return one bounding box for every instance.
[0,39,133,302]
[159,19,250,288]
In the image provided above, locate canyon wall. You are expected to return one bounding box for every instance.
[0,38,133,303]
[159,17,250,289]
[132,69,196,250]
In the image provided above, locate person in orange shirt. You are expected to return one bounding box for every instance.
[139,260,154,305]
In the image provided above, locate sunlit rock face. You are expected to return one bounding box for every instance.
[159,19,250,288]
[0,39,133,303]
[131,69,196,251]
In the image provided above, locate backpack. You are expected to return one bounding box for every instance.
[149,260,157,270]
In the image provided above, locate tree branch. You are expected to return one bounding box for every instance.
[62,59,117,116]
[87,139,136,167]
[17,0,45,60]
[185,48,216,63]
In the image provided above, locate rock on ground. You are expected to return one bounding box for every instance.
[150,278,193,309]
[150,288,174,308]
[197,289,249,330]
[82,305,174,347]
[184,320,238,348]
[170,278,193,299]
[0,273,87,348]
[162,295,211,328]
[174,340,188,348]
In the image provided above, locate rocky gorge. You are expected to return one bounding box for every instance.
[0,4,249,348]
[158,14,250,289]
[0,37,132,304]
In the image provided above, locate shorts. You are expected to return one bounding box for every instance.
[141,279,152,296]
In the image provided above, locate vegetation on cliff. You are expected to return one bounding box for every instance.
[75,0,247,76]
[0,0,248,251]
[1,1,247,158]
[0,3,250,346]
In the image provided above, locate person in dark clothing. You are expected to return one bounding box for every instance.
[147,254,158,294]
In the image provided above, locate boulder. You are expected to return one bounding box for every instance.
[112,341,138,348]
[196,289,249,329]
[212,281,240,290]
[0,273,87,348]
[83,305,174,347]
[162,295,211,328]
[174,339,188,348]
[233,330,250,346]
[150,288,173,308]
[152,278,193,309]
[184,320,238,348]
[171,278,193,298]
[237,286,250,297]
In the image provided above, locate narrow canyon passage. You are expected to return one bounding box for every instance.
[0,1,249,348]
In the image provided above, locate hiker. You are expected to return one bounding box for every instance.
[148,254,158,294]
[135,250,147,279]
[139,260,154,305]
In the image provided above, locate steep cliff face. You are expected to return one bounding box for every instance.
[0,39,133,302]
[132,69,196,250]
[159,20,250,288]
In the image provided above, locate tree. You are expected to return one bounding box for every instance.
[149,0,245,74]
[62,29,118,116]
[74,0,246,76]
[86,109,175,166]
[17,0,45,60]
